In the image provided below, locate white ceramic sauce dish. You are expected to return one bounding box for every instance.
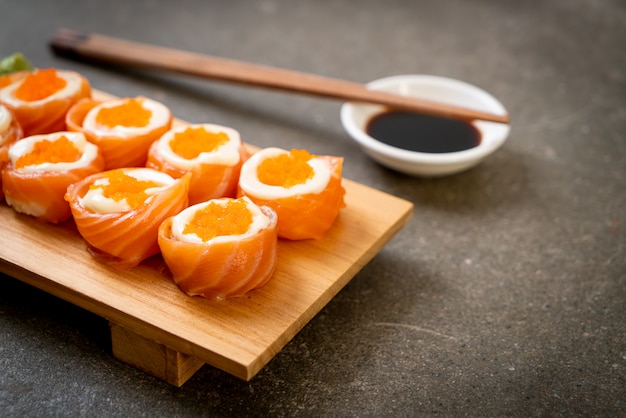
[340,75,511,177]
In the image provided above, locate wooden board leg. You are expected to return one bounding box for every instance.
[109,322,205,387]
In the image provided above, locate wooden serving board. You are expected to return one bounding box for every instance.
[0,91,413,386]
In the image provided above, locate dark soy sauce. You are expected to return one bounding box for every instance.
[366,110,481,153]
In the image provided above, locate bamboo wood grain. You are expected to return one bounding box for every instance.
[0,93,413,383]
[50,29,509,124]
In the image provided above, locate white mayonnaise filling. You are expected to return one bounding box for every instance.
[171,196,270,245]
[0,70,84,106]
[0,105,11,136]
[155,123,241,170]
[81,97,171,139]
[8,131,99,173]
[79,168,175,214]
[238,147,331,200]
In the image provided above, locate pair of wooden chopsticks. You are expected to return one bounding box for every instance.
[49,29,509,124]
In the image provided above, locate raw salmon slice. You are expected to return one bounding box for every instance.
[0,104,24,200]
[66,96,172,169]
[65,167,190,269]
[146,123,249,204]
[158,196,278,300]
[2,131,104,223]
[238,148,346,240]
[0,68,91,136]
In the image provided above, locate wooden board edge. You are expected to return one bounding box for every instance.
[243,198,413,380]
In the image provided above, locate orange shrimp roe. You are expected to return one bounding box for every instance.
[169,126,229,159]
[95,98,152,128]
[15,135,81,168]
[14,69,67,102]
[89,169,162,209]
[257,149,315,188]
[183,198,253,242]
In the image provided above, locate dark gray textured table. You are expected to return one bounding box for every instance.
[1,0,624,416]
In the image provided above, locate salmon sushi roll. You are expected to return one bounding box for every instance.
[0,68,91,136]
[65,167,190,269]
[238,148,345,240]
[2,131,104,223]
[0,104,23,200]
[158,196,278,300]
[66,96,172,169]
[146,123,248,205]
